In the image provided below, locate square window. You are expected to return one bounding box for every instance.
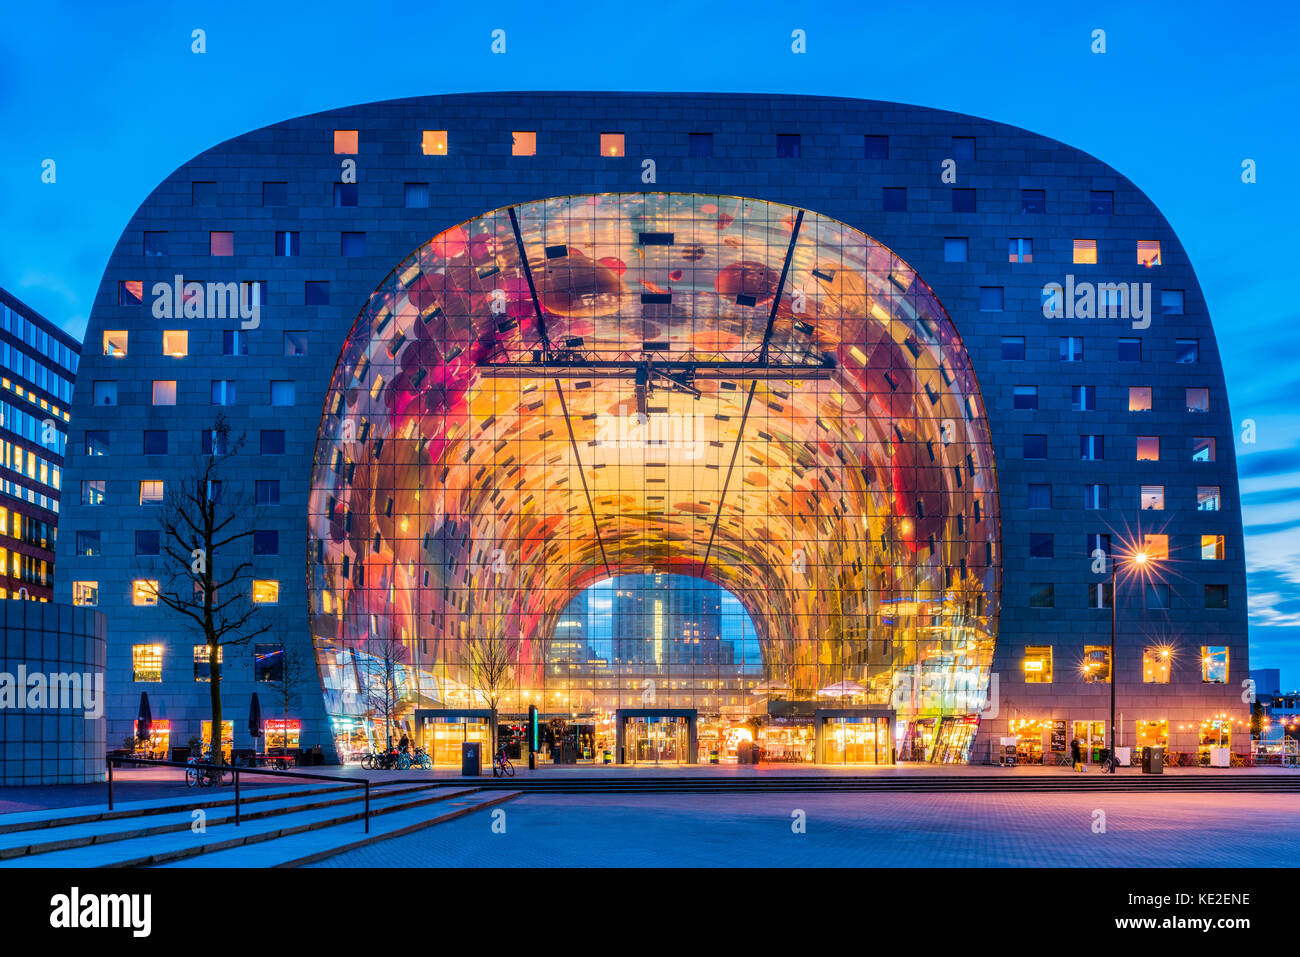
[262,181,288,206]
[1083,484,1108,509]
[1089,190,1114,215]
[1201,534,1225,560]
[776,134,800,158]
[1000,336,1024,360]
[600,132,625,157]
[305,281,330,306]
[688,133,712,158]
[1072,385,1096,412]
[209,231,234,256]
[256,480,280,505]
[151,379,176,405]
[211,379,236,405]
[1197,486,1221,511]
[132,644,163,682]
[93,381,118,406]
[133,579,159,606]
[1086,533,1111,559]
[1082,646,1111,683]
[1136,436,1160,461]
[1141,485,1165,510]
[1023,434,1047,459]
[979,287,1004,311]
[75,531,101,557]
[1186,388,1209,413]
[951,136,976,161]
[1028,585,1055,609]
[260,430,286,455]
[118,281,143,305]
[1176,339,1199,363]
[143,231,167,256]
[333,183,357,207]
[1201,644,1228,679]
[1088,584,1114,609]
[1204,588,1229,613]
[1013,385,1038,410]
[863,135,889,159]
[254,644,285,682]
[1021,189,1045,213]
[1128,386,1152,412]
[512,131,537,156]
[1008,238,1032,263]
[944,237,968,262]
[1192,437,1217,462]
[421,130,447,155]
[341,232,366,257]
[1072,239,1098,264]
[1161,290,1184,315]
[1023,645,1053,681]
[1137,240,1161,267]
[270,380,295,406]
[136,530,160,555]
[882,187,907,212]
[274,231,299,256]
[1143,533,1169,561]
[252,579,280,604]
[1028,484,1052,509]
[222,330,247,356]
[139,480,164,506]
[85,431,109,456]
[191,181,216,206]
[1080,434,1104,460]
[1145,584,1171,609]
[253,530,279,555]
[951,189,976,213]
[1029,532,1054,558]
[194,645,223,683]
[1117,338,1141,362]
[1060,337,1084,362]
[1143,647,1172,683]
[404,182,429,209]
[201,428,229,456]
[143,430,168,455]
[284,331,308,356]
[333,130,358,154]
[103,330,128,357]
[81,479,106,506]
[162,330,188,357]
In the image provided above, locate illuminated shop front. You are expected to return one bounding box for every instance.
[815,709,893,765]
[264,719,301,750]
[200,720,234,761]
[417,710,491,766]
[307,193,1000,765]
[141,719,170,758]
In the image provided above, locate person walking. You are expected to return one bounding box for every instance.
[1070,736,1082,771]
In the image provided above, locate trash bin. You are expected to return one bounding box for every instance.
[171,746,191,765]
[1141,746,1163,774]
[461,741,482,776]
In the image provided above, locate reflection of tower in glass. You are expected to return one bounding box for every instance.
[551,589,590,664]
[607,574,731,667]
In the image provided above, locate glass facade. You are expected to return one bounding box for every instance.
[307,193,1000,763]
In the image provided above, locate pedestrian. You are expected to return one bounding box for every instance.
[1070,736,1082,770]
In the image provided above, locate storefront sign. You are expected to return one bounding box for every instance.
[1050,719,1067,752]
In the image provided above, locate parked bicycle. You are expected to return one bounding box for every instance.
[492,744,514,778]
[184,751,232,787]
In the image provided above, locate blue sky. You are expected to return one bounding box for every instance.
[2,0,1297,680]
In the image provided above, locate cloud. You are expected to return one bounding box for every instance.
[1238,447,1300,479]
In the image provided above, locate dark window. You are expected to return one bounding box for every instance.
[1023,435,1047,459]
[951,136,976,161]
[1086,533,1111,557]
[341,232,366,257]
[1029,584,1055,608]
[118,282,142,305]
[253,530,279,555]
[1145,584,1171,610]
[1029,533,1054,559]
[75,531,101,557]
[260,430,286,455]
[688,133,713,157]
[979,287,1004,311]
[274,231,299,256]
[201,429,229,456]
[1000,336,1025,360]
[1072,385,1097,411]
[305,282,330,306]
[262,181,288,206]
[1088,584,1114,609]
[284,331,308,356]
[222,330,248,356]
[863,135,888,159]
[944,237,968,262]
[1089,190,1114,215]
[776,134,801,158]
[256,480,280,505]
[1013,386,1038,410]
[85,431,109,456]
[143,430,168,455]
[404,183,429,208]
[1204,584,1229,609]
[1028,484,1052,509]
[135,530,161,555]
[1176,338,1199,363]
[882,188,907,212]
[1021,189,1045,213]
[1117,338,1142,362]
[254,644,285,683]
[333,183,358,207]
[143,232,167,256]
[192,181,216,206]
[1060,336,1084,362]
[951,188,976,213]
[1080,434,1104,460]
[1161,290,1184,315]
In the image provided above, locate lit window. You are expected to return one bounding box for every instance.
[76,531,101,556]
[72,581,98,606]
[118,280,143,305]
[1082,646,1111,683]
[1136,720,1168,748]
[194,645,223,682]
[209,231,234,256]
[1197,486,1221,511]
[132,644,163,682]
[1008,238,1033,263]
[1143,534,1169,561]
[1186,388,1209,413]
[81,480,106,506]
[1128,387,1152,412]
[1192,437,1216,462]
[333,130,358,154]
[252,580,280,604]
[1141,485,1165,510]
[1201,646,1228,683]
[1201,534,1225,560]
[103,331,128,356]
[1137,240,1161,267]
[163,331,188,357]
[152,380,177,406]
[1023,645,1053,682]
[512,131,536,156]
[1143,647,1172,684]
[421,130,447,155]
[133,579,159,606]
[1072,239,1097,264]
[1136,436,1159,461]
[139,481,165,506]
[600,133,625,157]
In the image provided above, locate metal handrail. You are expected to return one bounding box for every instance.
[105,755,371,832]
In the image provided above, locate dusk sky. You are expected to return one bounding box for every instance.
[2,1,1296,680]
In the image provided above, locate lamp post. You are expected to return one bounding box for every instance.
[1109,550,1150,772]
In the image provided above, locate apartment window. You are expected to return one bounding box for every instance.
[274,231,299,256]
[270,380,295,406]
[1060,336,1084,362]
[201,429,229,456]
[687,133,712,158]
[262,181,288,206]
[305,281,330,306]
[260,430,286,455]
[775,134,800,158]
[1080,434,1104,460]
[600,133,625,157]
[951,136,976,161]
[136,530,160,555]
[1161,290,1185,315]
[1089,190,1114,215]
[951,189,976,213]
[1000,336,1024,360]
[511,131,538,156]
[143,231,167,256]
[1023,645,1053,681]
[1141,485,1165,510]
[252,580,280,604]
[81,480,106,506]
[1176,339,1199,363]
[404,183,429,208]
[1201,535,1226,560]
[1028,484,1052,509]
[1197,486,1222,511]
[1086,533,1111,559]
[1028,533,1054,559]
[1128,386,1152,412]
[421,130,447,155]
[1145,584,1171,609]
[1143,647,1172,683]
[1204,587,1230,612]
[341,232,366,257]
[1201,645,1228,681]
[85,431,109,456]
[75,531,101,557]
[72,581,98,607]
[1192,437,1217,462]
[1072,386,1097,412]
[253,530,279,555]
[1021,189,1045,213]
[1029,584,1055,608]
[1008,238,1033,263]
[143,430,168,456]
[1083,646,1111,683]
[979,287,1004,311]
[194,645,223,683]
[191,181,216,206]
[1137,240,1161,267]
[1186,388,1209,413]
[139,480,164,506]
[1013,386,1038,410]
[333,183,358,207]
[1136,436,1160,461]
[1117,338,1141,362]
[1087,583,1113,609]
[944,237,968,262]
[206,480,223,504]
[1023,435,1047,459]
[333,130,358,154]
[882,187,907,212]
[133,645,163,682]
[211,380,236,406]
[1083,484,1108,509]
[163,330,188,357]
[102,331,127,357]
[152,380,177,406]
[864,135,889,159]
[1143,534,1169,561]
[256,480,280,505]
[132,579,159,606]
[284,331,308,356]
[222,330,248,356]
[255,644,285,682]
[118,280,143,305]
[209,231,234,256]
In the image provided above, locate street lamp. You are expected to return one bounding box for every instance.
[1109,549,1151,772]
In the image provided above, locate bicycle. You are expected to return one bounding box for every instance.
[492,745,514,778]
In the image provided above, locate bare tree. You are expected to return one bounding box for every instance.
[149,414,272,767]
[358,635,410,753]
[465,631,517,757]
[262,641,311,753]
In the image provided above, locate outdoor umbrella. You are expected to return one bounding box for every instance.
[134,691,152,749]
[248,691,264,758]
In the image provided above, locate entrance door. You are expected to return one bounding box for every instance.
[626,717,688,764]
[1072,720,1105,762]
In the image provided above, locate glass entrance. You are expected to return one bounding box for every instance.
[823,717,891,764]
[1072,720,1106,763]
[625,716,689,765]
